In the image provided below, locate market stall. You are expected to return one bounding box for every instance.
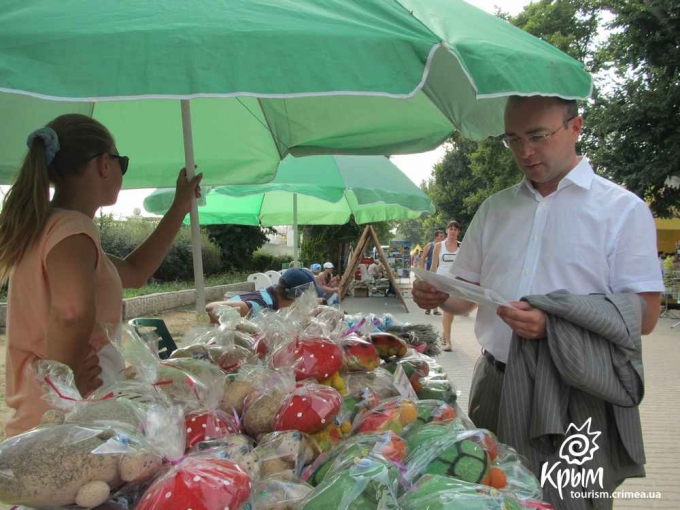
[0,293,549,509]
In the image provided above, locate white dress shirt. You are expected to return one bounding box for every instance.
[452,157,664,363]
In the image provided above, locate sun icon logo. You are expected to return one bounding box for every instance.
[559,417,601,466]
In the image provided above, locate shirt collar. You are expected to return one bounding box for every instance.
[515,156,594,197]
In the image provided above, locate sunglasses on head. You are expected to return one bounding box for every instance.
[107,154,129,176]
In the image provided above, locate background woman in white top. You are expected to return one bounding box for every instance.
[431,220,461,351]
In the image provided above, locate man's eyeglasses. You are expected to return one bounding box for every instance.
[108,154,129,176]
[502,116,576,150]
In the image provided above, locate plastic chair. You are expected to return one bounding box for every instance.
[128,318,177,360]
[247,272,272,290]
[265,270,281,286]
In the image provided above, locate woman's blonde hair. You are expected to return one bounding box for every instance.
[0,114,113,283]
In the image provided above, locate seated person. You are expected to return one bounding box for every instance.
[316,261,340,306]
[310,263,322,276]
[367,261,385,280]
[206,267,324,323]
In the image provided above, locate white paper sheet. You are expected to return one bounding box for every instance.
[412,268,511,309]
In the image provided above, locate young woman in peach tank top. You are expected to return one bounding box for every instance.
[0,114,202,437]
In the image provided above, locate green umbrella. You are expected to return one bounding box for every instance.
[143,155,436,264]
[0,0,592,311]
[0,0,593,189]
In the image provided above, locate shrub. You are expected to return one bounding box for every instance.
[250,252,293,272]
[98,214,222,282]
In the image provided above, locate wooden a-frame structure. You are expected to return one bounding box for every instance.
[339,225,409,312]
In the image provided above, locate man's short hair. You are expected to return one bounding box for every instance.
[434,230,445,238]
[447,220,460,230]
[507,95,578,120]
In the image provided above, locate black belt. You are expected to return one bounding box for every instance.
[482,349,506,373]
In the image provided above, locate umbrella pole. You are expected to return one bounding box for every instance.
[293,193,299,267]
[180,100,207,316]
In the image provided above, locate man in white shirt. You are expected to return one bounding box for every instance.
[413,95,663,434]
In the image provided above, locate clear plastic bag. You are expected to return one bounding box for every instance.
[136,405,253,510]
[403,428,507,490]
[247,477,314,510]
[345,367,400,400]
[273,384,344,436]
[0,423,163,509]
[303,431,408,487]
[270,335,345,393]
[256,430,320,481]
[299,455,401,509]
[192,434,260,480]
[367,332,409,359]
[399,475,525,510]
[402,419,470,457]
[351,396,419,436]
[34,360,166,434]
[302,305,346,340]
[242,367,296,441]
[135,452,252,510]
[496,443,544,502]
[340,334,380,372]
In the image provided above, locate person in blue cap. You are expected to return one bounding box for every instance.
[206,267,325,322]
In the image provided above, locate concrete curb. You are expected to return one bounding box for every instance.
[0,281,255,326]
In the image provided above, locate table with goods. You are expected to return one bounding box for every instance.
[0,289,547,509]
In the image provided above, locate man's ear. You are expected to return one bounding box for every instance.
[570,116,584,139]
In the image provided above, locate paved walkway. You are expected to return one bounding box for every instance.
[342,296,680,509]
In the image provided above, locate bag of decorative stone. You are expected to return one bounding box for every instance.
[403,428,508,490]
[247,477,314,510]
[302,431,408,487]
[136,406,252,510]
[299,455,401,510]
[399,475,527,510]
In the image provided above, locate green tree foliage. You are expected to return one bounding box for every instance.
[509,0,600,63]
[98,214,222,281]
[300,220,394,269]
[410,0,600,237]
[583,0,680,217]
[204,224,270,271]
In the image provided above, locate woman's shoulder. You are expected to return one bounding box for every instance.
[40,208,100,251]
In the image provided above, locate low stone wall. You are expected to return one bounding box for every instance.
[0,281,255,327]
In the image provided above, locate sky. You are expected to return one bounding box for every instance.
[2,0,531,219]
